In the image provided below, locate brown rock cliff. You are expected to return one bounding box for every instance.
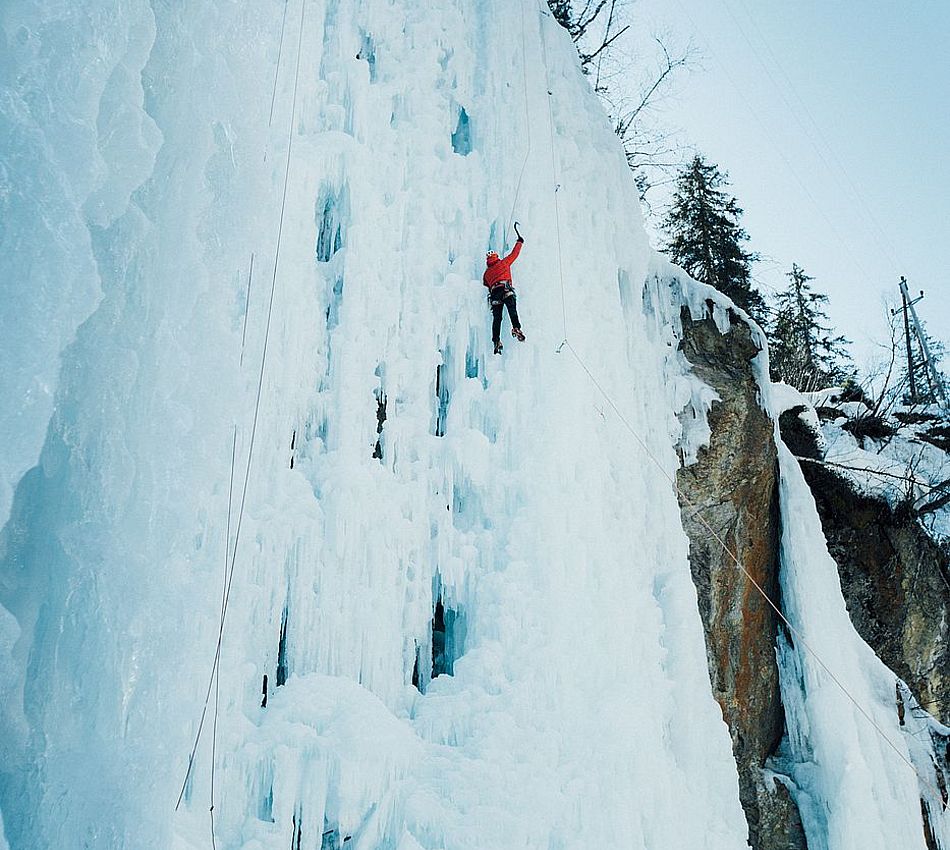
[676,304,806,850]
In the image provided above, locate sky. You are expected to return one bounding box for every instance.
[620,0,950,371]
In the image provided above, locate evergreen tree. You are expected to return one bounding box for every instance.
[769,263,852,392]
[662,155,766,321]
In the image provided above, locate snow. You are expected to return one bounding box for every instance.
[1,0,947,848]
[828,419,948,501]
[642,254,780,466]
[773,381,809,415]
[787,386,950,540]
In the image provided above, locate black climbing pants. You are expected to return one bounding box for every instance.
[490,286,520,343]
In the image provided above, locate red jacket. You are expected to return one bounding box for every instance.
[483,241,523,290]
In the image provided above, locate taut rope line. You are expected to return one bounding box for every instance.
[176,0,310,817]
[534,3,942,802]
[507,0,532,241]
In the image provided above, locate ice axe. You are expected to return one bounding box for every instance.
[513,221,524,242]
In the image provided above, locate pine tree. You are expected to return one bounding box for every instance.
[662,155,766,321]
[769,263,852,392]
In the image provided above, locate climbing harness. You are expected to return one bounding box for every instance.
[532,0,942,803]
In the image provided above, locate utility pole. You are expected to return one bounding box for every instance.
[898,278,918,403]
[894,277,948,408]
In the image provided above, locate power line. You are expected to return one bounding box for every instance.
[666,0,882,288]
[718,0,905,274]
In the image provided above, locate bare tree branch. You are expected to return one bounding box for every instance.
[582,24,630,68]
[614,39,689,137]
[549,3,694,207]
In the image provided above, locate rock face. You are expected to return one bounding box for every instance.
[779,409,950,722]
[676,306,808,850]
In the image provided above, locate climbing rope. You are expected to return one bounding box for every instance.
[209,427,236,849]
[506,0,532,242]
[176,0,309,822]
[565,336,946,802]
[239,252,255,367]
[534,4,943,803]
[268,0,291,129]
[175,428,237,814]
[536,7,567,342]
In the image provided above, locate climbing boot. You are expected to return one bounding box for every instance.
[494,340,503,355]
[511,327,525,342]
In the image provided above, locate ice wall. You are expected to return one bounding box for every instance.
[769,434,950,850]
[2,1,946,849]
[772,442,950,849]
[0,1,750,848]
[0,0,161,530]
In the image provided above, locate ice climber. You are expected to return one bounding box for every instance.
[483,222,526,355]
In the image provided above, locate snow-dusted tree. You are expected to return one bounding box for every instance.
[769,263,852,392]
[662,155,766,321]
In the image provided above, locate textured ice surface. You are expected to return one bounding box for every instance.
[776,445,949,849]
[0,1,161,528]
[0,1,749,847]
[1,0,947,848]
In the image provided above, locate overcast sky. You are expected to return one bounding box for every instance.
[625,0,949,369]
